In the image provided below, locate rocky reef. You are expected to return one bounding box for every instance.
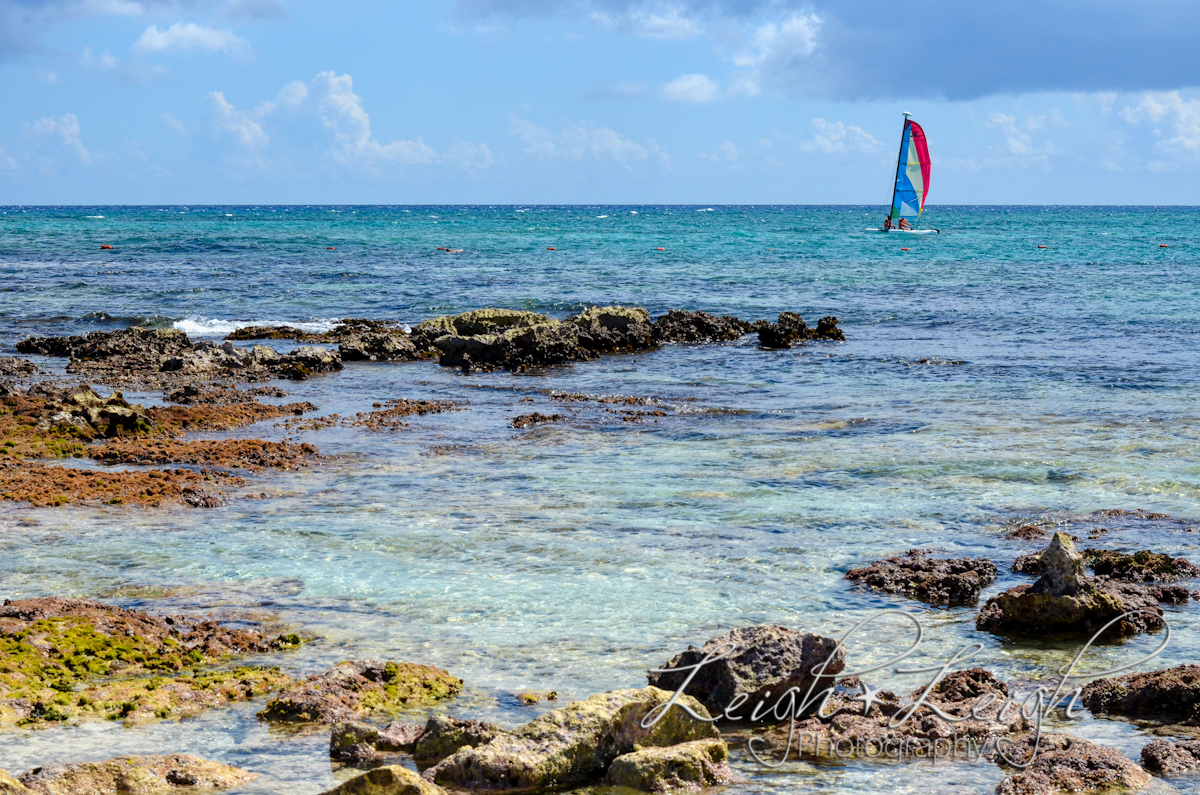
[976,532,1167,637]
[1080,664,1200,726]
[330,715,504,766]
[993,733,1150,795]
[647,624,845,722]
[652,310,749,343]
[755,312,845,349]
[425,687,720,790]
[0,755,256,794]
[258,660,462,724]
[0,597,296,728]
[1141,738,1200,776]
[1084,548,1200,582]
[846,550,998,604]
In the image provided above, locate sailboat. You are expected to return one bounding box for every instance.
[868,112,938,234]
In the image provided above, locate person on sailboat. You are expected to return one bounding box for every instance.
[883,216,893,231]
[897,218,911,230]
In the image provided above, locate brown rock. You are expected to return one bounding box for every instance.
[414,716,506,764]
[604,738,735,792]
[993,733,1150,795]
[1141,738,1200,776]
[319,765,444,795]
[15,754,255,794]
[846,550,998,604]
[258,660,462,724]
[1081,664,1200,725]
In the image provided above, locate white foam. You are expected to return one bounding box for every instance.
[173,317,341,337]
[85,215,105,219]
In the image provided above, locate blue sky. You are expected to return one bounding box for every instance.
[2,0,1199,204]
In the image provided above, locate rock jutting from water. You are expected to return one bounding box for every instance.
[0,597,296,728]
[1080,664,1200,726]
[604,738,736,792]
[651,310,750,343]
[1083,549,1200,582]
[845,549,998,604]
[1141,738,1200,776]
[258,660,462,724]
[755,313,845,349]
[976,532,1166,637]
[1,755,256,794]
[646,624,845,722]
[319,765,445,795]
[0,357,38,378]
[425,687,720,791]
[993,733,1151,795]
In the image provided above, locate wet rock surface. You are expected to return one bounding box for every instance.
[756,313,845,349]
[89,438,318,471]
[647,625,845,722]
[0,462,243,508]
[652,310,749,343]
[846,550,998,604]
[511,412,563,429]
[1081,664,1200,725]
[993,733,1151,795]
[764,669,1027,761]
[1141,738,1200,776]
[8,754,256,794]
[319,765,444,795]
[977,532,1165,637]
[567,306,656,353]
[426,687,719,791]
[349,399,460,431]
[604,738,735,793]
[414,716,507,764]
[0,358,38,378]
[258,660,462,724]
[0,598,294,728]
[1084,549,1200,582]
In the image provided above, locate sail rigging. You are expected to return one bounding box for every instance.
[889,114,931,221]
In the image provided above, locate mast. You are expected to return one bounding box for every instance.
[888,112,912,221]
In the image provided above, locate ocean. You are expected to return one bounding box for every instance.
[1,205,1198,793]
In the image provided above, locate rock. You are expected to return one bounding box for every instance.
[845,550,998,604]
[19,327,193,362]
[35,384,153,438]
[225,325,311,341]
[765,668,1026,762]
[414,716,506,764]
[319,766,443,795]
[977,532,1165,637]
[0,770,30,794]
[1007,525,1048,541]
[646,625,845,722]
[0,358,38,378]
[1012,554,1041,575]
[511,413,563,429]
[331,722,384,763]
[433,320,592,373]
[993,733,1150,795]
[14,754,255,794]
[348,399,461,431]
[258,660,462,724]
[1085,549,1200,582]
[516,691,557,705]
[1141,738,1200,776]
[604,738,734,792]
[279,345,343,380]
[756,313,844,349]
[567,306,656,353]
[379,722,428,751]
[1081,664,1200,725]
[339,333,419,363]
[426,687,719,790]
[652,310,749,344]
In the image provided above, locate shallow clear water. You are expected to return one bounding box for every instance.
[1,206,1198,792]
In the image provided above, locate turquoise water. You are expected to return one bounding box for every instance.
[1,206,1198,792]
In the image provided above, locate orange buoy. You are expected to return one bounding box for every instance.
[1160,244,1169,248]
[900,248,910,251]
[656,247,665,251]
[1037,245,1047,249]
[546,247,556,251]
[326,246,335,250]
[100,244,113,249]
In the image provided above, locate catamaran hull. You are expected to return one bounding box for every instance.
[865,228,938,234]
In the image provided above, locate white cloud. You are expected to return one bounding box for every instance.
[28,113,91,163]
[206,90,268,148]
[133,22,249,56]
[591,5,701,39]
[731,13,820,97]
[662,73,720,104]
[307,71,437,166]
[161,111,188,135]
[1122,91,1200,153]
[510,116,649,166]
[799,118,881,154]
[986,111,1058,158]
[0,146,17,170]
[444,140,494,172]
[80,44,167,82]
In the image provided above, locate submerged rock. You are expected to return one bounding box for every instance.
[1080,664,1200,725]
[426,687,719,790]
[259,660,462,724]
[604,738,734,792]
[652,310,749,344]
[977,532,1165,637]
[11,754,255,794]
[319,766,444,795]
[647,625,845,722]
[846,550,998,604]
[1141,738,1200,776]
[993,733,1150,795]
[511,412,563,429]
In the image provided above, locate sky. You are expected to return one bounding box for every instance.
[1,0,1199,204]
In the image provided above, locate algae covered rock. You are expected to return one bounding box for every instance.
[426,687,719,790]
[331,721,386,763]
[320,766,444,795]
[605,738,734,792]
[567,306,656,353]
[14,754,255,794]
[976,532,1165,637]
[259,660,462,724]
[414,716,506,764]
[846,550,998,604]
[1085,549,1200,582]
[647,625,845,722]
[993,733,1150,795]
[1080,664,1200,725]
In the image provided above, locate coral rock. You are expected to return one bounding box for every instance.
[994,733,1150,795]
[605,738,734,792]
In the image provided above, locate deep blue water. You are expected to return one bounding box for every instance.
[0,206,1197,793]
